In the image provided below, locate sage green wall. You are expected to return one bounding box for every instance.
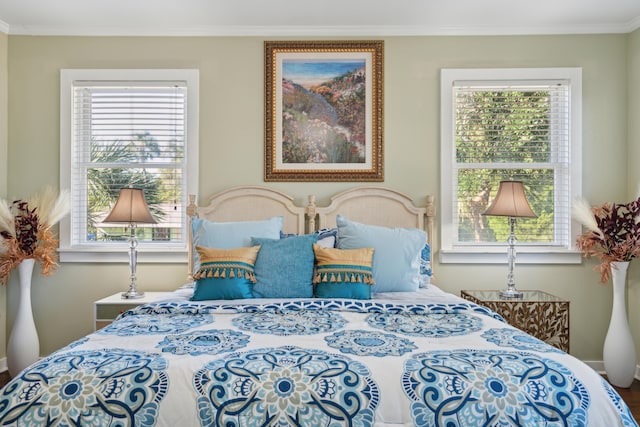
[628,28,640,360]
[0,31,7,361]
[4,34,631,362]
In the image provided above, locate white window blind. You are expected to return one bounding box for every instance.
[60,69,199,262]
[440,68,582,264]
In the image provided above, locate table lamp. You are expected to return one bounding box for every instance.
[483,180,537,299]
[104,187,157,299]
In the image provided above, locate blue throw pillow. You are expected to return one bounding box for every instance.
[316,228,338,248]
[281,228,337,248]
[191,245,260,300]
[191,216,283,273]
[251,233,318,298]
[336,215,426,293]
[419,243,432,287]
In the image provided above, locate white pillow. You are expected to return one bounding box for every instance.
[336,215,426,293]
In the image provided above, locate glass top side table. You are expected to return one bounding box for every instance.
[461,289,570,352]
[462,290,565,303]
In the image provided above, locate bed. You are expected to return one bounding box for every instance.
[0,186,636,427]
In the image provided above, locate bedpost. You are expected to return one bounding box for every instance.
[187,194,198,282]
[425,195,435,247]
[425,194,436,278]
[306,195,317,232]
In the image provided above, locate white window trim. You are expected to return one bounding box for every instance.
[440,67,583,264]
[59,69,199,263]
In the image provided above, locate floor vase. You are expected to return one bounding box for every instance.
[603,260,636,388]
[7,258,39,377]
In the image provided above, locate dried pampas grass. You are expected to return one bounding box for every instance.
[573,194,640,283]
[0,187,70,285]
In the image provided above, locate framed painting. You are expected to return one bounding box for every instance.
[264,40,384,182]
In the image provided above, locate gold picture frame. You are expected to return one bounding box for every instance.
[265,40,384,182]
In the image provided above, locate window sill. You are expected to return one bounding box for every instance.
[439,249,582,264]
[59,248,188,263]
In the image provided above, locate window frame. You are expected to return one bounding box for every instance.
[59,69,199,263]
[440,67,582,264]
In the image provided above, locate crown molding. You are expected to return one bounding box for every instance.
[626,15,640,33]
[4,21,640,37]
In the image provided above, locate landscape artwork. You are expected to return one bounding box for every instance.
[282,59,366,164]
[265,41,383,181]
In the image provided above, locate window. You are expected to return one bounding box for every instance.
[59,69,199,262]
[440,68,582,264]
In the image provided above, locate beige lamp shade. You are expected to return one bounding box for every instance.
[104,188,157,224]
[483,181,537,218]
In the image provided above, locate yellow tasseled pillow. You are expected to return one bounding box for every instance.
[312,244,374,300]
[192,245,260,300]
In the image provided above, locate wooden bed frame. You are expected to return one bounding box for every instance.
[186,186,435,281]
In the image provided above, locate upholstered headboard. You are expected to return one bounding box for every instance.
[309,187,434,244]
[186,186,308,280]
[186,186,435,281]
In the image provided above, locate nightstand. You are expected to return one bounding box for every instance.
[460,290,570,352]
[93,292,170,330]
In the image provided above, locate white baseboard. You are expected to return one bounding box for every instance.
[0,357,6,373]
[584,360,605,373]
[583,360,640,380]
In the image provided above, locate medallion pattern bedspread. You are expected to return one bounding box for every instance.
[0,289,636,427]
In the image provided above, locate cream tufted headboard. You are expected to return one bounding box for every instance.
[186,186,435,281]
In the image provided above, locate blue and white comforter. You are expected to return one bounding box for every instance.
[0,287,636,426]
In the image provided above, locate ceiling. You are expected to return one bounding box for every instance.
[0,0,639,37]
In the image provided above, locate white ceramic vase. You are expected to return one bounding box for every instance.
[7,258,40,377]
[603,260,636,388]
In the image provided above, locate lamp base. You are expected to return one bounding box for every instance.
[121,290,145,299]
[500,287,523,299]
